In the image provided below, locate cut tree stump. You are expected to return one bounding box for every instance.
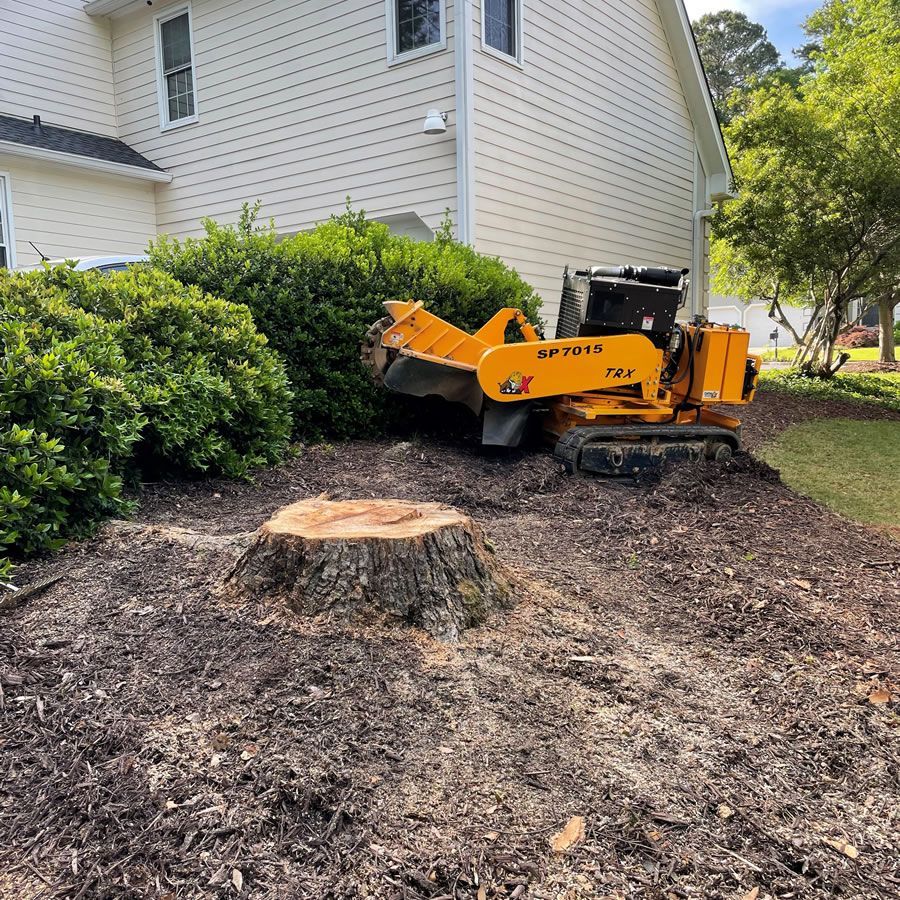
[225,499,509,640]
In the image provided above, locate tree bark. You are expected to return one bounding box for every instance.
[225,499,510,641]
[768,292,804,347]
[878,294,897,363]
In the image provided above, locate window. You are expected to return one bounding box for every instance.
[0,174,13,269]
[155,6,197,129]
[483,0,522,63]
[388,0,446,63]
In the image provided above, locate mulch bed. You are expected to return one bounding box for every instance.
[2,392,898,899]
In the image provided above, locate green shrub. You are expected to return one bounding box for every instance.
[45,265,294,479]
[0,271,145,578]
[149,204,542,439]
[1,266,293,583]
[760,369,900,411]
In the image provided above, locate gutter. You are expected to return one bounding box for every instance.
[454,0,475,245]
[0,141,173,183]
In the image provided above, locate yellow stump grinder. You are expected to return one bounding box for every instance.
[362,265,762,475]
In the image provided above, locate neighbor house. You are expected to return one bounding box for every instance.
[0,0,732,332]
[710,294,900,349]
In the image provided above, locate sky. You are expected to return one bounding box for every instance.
[683,0,821,61]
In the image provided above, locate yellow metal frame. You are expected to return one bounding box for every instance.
[380,300,540,370]
[376,301,761,437]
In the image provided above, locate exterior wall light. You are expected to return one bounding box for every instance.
[423,109,448,135]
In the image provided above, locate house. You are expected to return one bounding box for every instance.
[709,295,813,349]
[710,295,900,349]
[1,0,732,333]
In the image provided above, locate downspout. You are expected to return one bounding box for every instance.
[692,207,714,318]
[454,0,475,245]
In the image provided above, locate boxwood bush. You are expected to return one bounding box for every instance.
[0,272,145,580]
[46,265,293,478]
[1,266,293,581]
[149,204,542,439]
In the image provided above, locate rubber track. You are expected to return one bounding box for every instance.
[554,423,742,474]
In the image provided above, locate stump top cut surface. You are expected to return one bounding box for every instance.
[262,499,470,540]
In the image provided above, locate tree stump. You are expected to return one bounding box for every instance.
[225,499,509,641]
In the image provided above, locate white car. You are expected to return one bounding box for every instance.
[25,254,149,273]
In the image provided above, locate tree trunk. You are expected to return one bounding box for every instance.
[225,499,510,641]
[878,294,897,363]
[768,294,804,347]
[796,293,851,376]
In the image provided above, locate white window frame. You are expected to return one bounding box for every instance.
[385,0,447,66]
[153,3,199,131]
[0,173,16,270]
[480,0,524,68]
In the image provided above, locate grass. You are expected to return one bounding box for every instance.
[845,346,897,361]
[754,344,898,362]
[761,419,900,530]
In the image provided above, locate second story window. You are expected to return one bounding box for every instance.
[388,0,446,63]
[483,0,522,63]
[155,6,197,129]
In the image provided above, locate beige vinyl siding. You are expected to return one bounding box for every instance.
[111,0,458,238]
[0,153,156,267]
[472,0,696,332]
[0,0,118,136]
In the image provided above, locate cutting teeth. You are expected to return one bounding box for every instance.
[360,316,397,386]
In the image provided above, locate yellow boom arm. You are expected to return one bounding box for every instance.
[380,299,663,401]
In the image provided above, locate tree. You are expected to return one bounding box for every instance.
[711,0,900,372]
[806,0,900,362]
[875,293,898,362]
[693,11,781,121]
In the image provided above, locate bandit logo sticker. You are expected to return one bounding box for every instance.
[499,371,534,395]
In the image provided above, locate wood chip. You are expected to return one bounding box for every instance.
[868,688,892,705]
[550,815,585,853]
[824,838,859,859]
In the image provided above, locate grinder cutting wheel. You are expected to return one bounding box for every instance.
[361,265,761,475]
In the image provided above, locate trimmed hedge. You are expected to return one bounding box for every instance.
[47,265,293,478]
[149,205,543,439]
[1,266,293,580]
[0,272,144,580]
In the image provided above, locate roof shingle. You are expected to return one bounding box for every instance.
[0,114,163,173]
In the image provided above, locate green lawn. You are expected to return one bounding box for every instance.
[846,345,898,361]
[761,419,900,530]
[754,344,898,362]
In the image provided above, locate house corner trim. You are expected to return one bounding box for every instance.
[455,0,475,245]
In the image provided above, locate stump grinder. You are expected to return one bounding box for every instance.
[362,265,762,475]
